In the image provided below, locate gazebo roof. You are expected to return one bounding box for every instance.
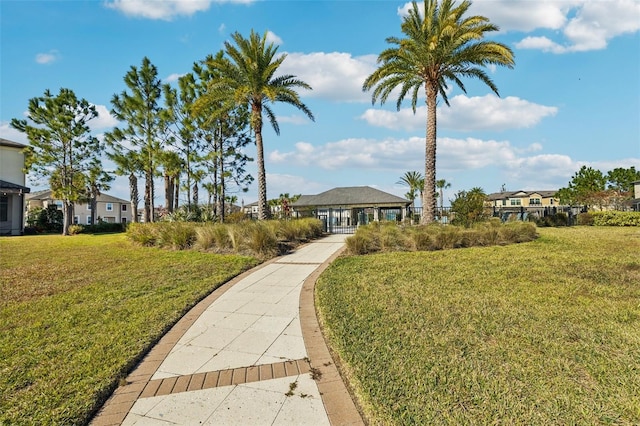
[292,186,410,208]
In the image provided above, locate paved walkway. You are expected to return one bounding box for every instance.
[91,234,363,425]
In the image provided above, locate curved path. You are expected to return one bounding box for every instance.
[91,234,363,425]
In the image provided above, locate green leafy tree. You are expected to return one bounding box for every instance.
[107,57,167,223]
[197,30,314,220]
[606,167,640,210]
[557,166,607,209]
[10,88,102,235]
[363,0,514,224]
[450,186,487,227]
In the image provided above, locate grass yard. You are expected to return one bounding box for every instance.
[0,233,258,425]
[317,226,640,425]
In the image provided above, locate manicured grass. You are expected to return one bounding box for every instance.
[0,234,258,425]
[317,227,640,424]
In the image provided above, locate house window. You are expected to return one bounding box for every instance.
[529,198,541,206]
[106,203,113,211]
[122,217,127,224]
[501,200,506,206]
[74,216,79,224]
[87,216,93,225]
[121,204,127,211]
[550,199,555,205]
[87,203,91,210]
[510,199,521,206]
[0,196,8,221]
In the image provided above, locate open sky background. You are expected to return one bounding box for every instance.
[2,0,639,207]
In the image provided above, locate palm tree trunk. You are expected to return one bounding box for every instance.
[129,172,139,223]
[253,105,269,220]
[423,81,438,224]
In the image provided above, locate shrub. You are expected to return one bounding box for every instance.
[591,211,640,226]
[195,224,232,251]
[345,232,378,255]
[126,223,157,246]
[156,222,197,250]
[82,222,125,234]
[68,224,84,235]
[577,212,594,226]
[245,222,278,257]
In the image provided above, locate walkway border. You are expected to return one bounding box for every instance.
[299,244,365,426]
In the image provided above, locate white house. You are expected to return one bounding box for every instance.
[26,190,132,225]
[0,139,30,235]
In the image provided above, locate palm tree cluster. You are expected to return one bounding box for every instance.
[365,0,514,224]
[105,31,314,223]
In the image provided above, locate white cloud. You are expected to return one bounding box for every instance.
[164,73,186,82]
[90,104,120,130]
[359,94,558,132]
[268,135,640,193]
[104,0,253,21]
[266,30,282,45]
[35,50,60,64]
[277,114,312,125]
[0,122,29,144]
[279,52,377,102]
[400,1,640,53]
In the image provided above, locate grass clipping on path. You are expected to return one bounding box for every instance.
[0,234,258,425]
[317,227,640,425]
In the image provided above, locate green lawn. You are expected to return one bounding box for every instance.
[0,233,258,425]
[317,226,640,425]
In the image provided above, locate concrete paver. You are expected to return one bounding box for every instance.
[92,234,363,426]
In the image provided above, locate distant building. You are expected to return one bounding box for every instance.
[0,139,31,235]
[486,190,561,220]
[26,190,132,225]
[633,180,640,212]
[292,186,411,233]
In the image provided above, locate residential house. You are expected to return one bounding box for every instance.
[26,190,132,225]
[0,139,31,235]
[633,180,640,212]
[292,186,411,233]
[486,190,561,219]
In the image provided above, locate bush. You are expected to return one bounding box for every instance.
[126,223,157,246]
[82,222,126,234]
[344,221,538,255]
[68,225,84,235]
[577,212,594,226]
[156,222,198,249]
[245,222,278,257]
[195,224,232,251]
[591,211,640,226]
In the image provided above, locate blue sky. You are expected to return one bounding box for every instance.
[2,0,639,206]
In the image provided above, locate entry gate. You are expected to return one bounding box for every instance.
[317,208,365,234]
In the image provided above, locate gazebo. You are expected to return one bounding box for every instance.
[292,186,411,233]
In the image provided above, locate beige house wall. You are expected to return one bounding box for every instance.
[0,143,28,235]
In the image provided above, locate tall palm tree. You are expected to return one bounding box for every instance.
[363,0,514,224]
[397,171,424,208]
[198,30,314,220]
[436,178,452,214]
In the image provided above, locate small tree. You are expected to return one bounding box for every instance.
[450,187,487,227]
[557,166,606,209]
[11,88,102,235]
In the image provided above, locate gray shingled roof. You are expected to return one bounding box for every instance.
[26,189,129,204]
[292,186,410,207]
[0,180,30,194]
